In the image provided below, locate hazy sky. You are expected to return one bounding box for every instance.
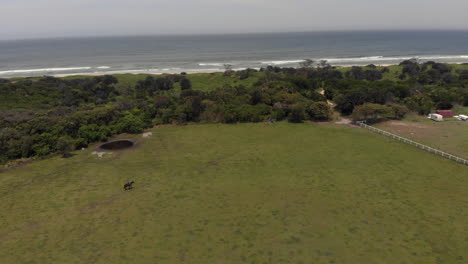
[2,0,468,40]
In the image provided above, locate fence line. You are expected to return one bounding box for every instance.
[356,121,468,166]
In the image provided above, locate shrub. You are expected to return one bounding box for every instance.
[160,108,177,124]
[270,108,287,121]
[307,102,333,121]
[57,136,75,158]
[114,112,145,134]
[199,105,223,123]
[154,95,171,109]
[387,104,409,120]
[174,105,189,123]
[180,78,192,90]
[403,96,434,115]
[78,124,111,144]
[222,105,240,123]
[288,103,306,123]
[236,104,271,122]
[237,70,250,80]
[74,138,88,149]
[351,103,392,123]
[32,133,58,157]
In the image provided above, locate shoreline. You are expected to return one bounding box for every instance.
[13,64,396,79]
[44,63,410,78]
[3,61,468,79]
[53,70,220,78]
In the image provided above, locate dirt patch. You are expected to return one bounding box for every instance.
[98,139,136,151]
[318,89,336,107]
[386,121,428,129]
[142,132,153,138]
[91,151,113,158]
[335,118,352,125]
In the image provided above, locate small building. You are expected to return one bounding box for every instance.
[436,110,454,118]
[428,113,443,122]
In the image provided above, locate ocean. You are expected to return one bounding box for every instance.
[1,31,468,78]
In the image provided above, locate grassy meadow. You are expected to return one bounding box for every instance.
[1,122,467,263]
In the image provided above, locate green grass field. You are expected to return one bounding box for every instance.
[1,122,467,263]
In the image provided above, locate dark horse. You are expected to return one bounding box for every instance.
[124,181,135,190]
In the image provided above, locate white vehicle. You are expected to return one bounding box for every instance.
[428,113,443,122]
[455,115,468,121]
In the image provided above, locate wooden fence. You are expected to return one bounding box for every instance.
[356,121,468,166]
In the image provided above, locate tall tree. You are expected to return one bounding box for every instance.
[299,59,315,68]
[180,78,192,90]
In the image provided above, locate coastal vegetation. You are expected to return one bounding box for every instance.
[1,61,468,164]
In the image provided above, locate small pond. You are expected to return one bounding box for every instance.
[98,140,136,151]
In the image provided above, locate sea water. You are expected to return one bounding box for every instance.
[1,30,468,78]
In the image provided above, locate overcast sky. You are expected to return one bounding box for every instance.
[2,0,468,40]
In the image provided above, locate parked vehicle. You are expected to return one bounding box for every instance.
[455,115,468,121]
[428,113,443,122]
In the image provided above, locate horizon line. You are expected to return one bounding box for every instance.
[2,28,468,42]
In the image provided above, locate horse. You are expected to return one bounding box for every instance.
[124,181,134,190]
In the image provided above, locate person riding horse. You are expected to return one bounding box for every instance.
[124,181,134,190]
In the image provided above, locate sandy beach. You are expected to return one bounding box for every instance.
[52,64,401,78]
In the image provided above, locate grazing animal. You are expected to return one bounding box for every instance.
[124,181,135,190]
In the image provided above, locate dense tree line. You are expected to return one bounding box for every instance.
[0,75,119,108]
[324,60,468,119]
[0,70,331,163]
[1,60,467,164]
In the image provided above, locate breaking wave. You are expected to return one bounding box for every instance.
[0,67,93,75]
[198,63,226,67]
[261,60,305,65]
[2,54,468,78]
[259,55,468,66]
[321,55,468,64]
